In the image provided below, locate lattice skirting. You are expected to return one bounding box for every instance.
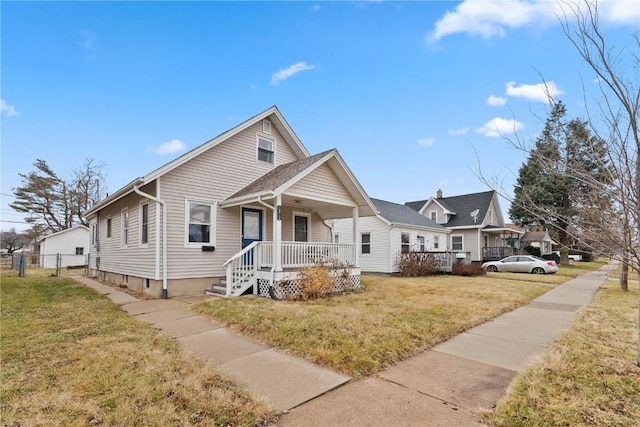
[258,274,361,300]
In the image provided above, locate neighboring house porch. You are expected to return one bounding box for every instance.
[480,225,523,261]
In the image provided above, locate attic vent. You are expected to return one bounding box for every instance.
[262,119,272,134]
[470,209,480,223]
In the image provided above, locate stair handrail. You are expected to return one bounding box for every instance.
[223,241,261,266]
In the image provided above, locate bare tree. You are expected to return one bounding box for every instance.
[0,228,28,253]
[477,0,639,366]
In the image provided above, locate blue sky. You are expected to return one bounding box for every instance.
[1,0,638,231]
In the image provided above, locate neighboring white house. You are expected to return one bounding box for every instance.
[84,106,376,298]
[406,190,522,263]
[332,198,450,273]
[38,226,89,268]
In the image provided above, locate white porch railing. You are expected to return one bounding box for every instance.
[224,241,355,296]
[259,241,354,268]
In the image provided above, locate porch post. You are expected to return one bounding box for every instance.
[352,205,359,267]
[274,194,283,272]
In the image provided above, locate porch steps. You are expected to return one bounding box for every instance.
[204,278,248,297]
[204,285,226,296]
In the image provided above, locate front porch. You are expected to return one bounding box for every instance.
[216,241,360,297]
[481,225,522,262]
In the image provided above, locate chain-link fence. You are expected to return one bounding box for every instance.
[3,253,88,277]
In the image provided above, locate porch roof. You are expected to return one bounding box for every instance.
[482,225,524,235]
[220,149,376,219]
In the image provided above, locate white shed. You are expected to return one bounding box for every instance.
[39,226,90,268]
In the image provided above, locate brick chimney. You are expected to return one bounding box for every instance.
[436,189,443,199]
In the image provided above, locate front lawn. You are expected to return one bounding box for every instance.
[193,274,554,378]
[1,275,276,426]
[488,279,640,426]
[485,259,609,285]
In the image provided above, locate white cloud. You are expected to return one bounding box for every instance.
[427,0,639,42]
[476,117,524,137]
[418,137,435,147]
[447,127,469,135]
[312,4,321,12]
[0,99,19,116]
[151,139,186,155]
[487,95,507,106]
[270,62,316,85]
[505,81,563,103]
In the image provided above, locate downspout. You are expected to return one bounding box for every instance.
[134,185,168,299]
[257,196,276,292]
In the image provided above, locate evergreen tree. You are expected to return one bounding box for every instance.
[509,101,612,264]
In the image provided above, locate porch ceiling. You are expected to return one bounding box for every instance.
[281,194,356,220]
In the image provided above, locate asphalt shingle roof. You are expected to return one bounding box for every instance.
[406,190,496,228]
[372,198,446,229]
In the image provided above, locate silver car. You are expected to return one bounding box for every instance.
[482,255,558,274]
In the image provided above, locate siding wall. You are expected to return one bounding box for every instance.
[40,228,89,268]
[450,228,481,261]
[159,121,300,279]
[288,163,354,205]
[93,181,158,279]
[332,217,450,273]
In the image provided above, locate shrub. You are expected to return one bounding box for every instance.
[396,252,440,277]
[523,246,541,257]
[451,262,486,277]
[542,253,560,263]
[295,261,355,300]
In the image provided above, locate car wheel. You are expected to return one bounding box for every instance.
[532,267,545,275]
[487,265,498,272]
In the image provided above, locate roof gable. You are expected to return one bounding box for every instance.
[222,149,377,218]
[86,106,310,217]
[406,190,498,228]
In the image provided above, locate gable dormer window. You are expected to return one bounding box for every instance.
[262,119,272,134]
[257,136,274,164]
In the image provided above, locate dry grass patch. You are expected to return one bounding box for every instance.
[193,274,552,378]
[488,280,640,427]
[1,276,276,426]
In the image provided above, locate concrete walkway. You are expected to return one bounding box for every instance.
[72,276,350,412]
[279,262,617,426]
[74,262,615,426]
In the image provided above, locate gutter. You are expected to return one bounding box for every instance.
[134,185,168,299]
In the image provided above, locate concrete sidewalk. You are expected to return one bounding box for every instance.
[73,276,350,412]
[279,263,617,426]
[74,262,615,426]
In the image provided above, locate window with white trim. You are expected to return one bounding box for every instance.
[91,223,97,246]
[401,233,410,254]
[75,247,84,255]
[106,217,112,239]
[121,208,129,247]
[334,233,339,243]
[417,235,425,252]
[186,200,216,245]
[257,136,274,164]
[361,233,371,254]
[429,210,437,222]
[433,235,439,249]
[140,203,149,245]
[293,213,310,242]
[262,119,272,134]
[451,235,463,251]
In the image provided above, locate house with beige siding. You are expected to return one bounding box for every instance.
[85,106,376,298]
[332,198,450,273]
[406,190,522,263]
